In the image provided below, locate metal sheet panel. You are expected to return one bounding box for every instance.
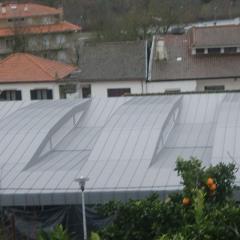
[1,94,240,206]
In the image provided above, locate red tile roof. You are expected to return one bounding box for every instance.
[0,53,77,83]
[150,33,240,81]
[0,21,81,37]
[191,25,240,48]
[0,3,62,19]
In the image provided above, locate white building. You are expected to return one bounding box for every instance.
[69,41,147,98]
[0,53,77,101]
[0,3,81,63]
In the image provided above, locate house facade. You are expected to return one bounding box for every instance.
[0,53,77,101]
[148,25,240,93]
[69,41,147,98]
[0,3,81,63]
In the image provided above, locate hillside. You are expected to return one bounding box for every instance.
[1,0,240,40]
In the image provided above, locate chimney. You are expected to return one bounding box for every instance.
[24,4,28,12]
[155,39,167,61]
[2,7,6,14]
[10,4,17,10]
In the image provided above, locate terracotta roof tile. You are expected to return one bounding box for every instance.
[0,3,62,19]
[0,53,77,83]
[0,21,81,37]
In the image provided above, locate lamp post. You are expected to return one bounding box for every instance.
[75,176,89,240]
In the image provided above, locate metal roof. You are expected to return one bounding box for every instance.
[0,94,240,206]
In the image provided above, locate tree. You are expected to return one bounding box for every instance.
[96,157,239,240]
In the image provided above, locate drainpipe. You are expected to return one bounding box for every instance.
[147,36,156,94]
[144,40,148,94]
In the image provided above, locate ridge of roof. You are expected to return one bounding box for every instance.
[24,53,55,80]
[0,52,77,83]
[0,3,62,19]
[192,24,240,30]
[0,21,81,37]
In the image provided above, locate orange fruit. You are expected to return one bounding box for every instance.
[207,178,214,186]
[182,197,190,206]
[209,183,217,191]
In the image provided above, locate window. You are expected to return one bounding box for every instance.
[196,48,205,54]
[208,48,221,54]
[164,89,181,94]
[6,39,14,48]
[204,85,225,91]
[107,88,131,97]
[43,36,50,48]
[0,39,6,49]
[56,35,66,45]
[8,18,24,22]
[30,89,53,100]
[59,84,77,99]
[224,47,237,54]
[0,90,22,101]
[82,86,91,98]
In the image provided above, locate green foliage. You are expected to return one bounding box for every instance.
[176,157,237,203]
[97,193,184,240]
[193,189,205,226]
[37,225,70,240]
[97,157,240,240]
[156,233,185,240]
[90,232,101,240]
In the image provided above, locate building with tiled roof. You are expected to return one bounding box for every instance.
[0,3,62,20]
[0,21,80,38]
[0,3,81,62]
[148,25,240,93]
[0,53,77,101]
[69,41,147,98]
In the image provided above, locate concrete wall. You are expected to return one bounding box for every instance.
[0,82,60,101]
[146,79,240,93]
[196,78,240,91]
[91,81,144,97]
[146,80,197,93]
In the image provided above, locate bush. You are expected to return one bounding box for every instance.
[37,224,70,240]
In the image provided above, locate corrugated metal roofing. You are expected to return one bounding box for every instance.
[0,94,240,206]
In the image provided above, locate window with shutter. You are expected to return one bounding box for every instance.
[30,89,53,100]
[0,90,22,101]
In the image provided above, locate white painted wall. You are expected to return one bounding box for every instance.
[91,81,144,97]
[146,80,197,93]
[196,78,240,91]
[0,82,60,100]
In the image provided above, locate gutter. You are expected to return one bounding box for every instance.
[151,75,240,82]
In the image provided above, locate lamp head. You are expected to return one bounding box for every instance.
[75,176,89,191]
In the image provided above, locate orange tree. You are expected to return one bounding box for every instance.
[96,158,240,240]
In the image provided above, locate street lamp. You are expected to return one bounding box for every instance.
[75,176,89,240]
